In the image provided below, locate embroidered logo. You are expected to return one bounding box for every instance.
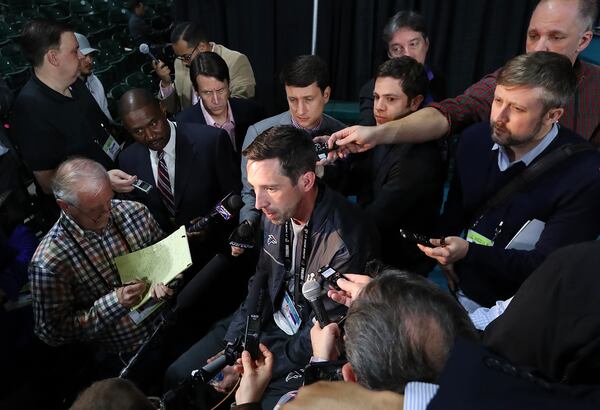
[285,369,303,383]
[267,234,278,245]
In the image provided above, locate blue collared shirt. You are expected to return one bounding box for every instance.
[403,382,439,410]
[492,123,559,171]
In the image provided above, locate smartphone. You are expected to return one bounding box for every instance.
[318,266,348,291]
[314,141,331,160]
[132,178,153,193]
[243,314,261,359]
[399,229,434,247]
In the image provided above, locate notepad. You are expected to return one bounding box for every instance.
[505,219,545,250]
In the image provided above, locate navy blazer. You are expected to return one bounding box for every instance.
[118,122,241,233]
[174,97,265,154]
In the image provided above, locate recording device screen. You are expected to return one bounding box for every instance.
[314,141,331,160]
[244,314,261,359]
[399,229,434,248]
[132,178,152,193]
[304,360,347,385]
[318,266,348,291]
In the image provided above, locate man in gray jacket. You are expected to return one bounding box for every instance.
[235,56,346,257]
[165,125,379,410]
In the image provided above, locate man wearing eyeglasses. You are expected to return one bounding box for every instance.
[359,10,446,125]
[29,157,174,383]
[153,21,256,115]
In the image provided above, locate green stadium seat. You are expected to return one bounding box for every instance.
[108,7,129,26]
[125,71,155,90]
[69,0,95,16]
[324,100,361,125]
[108,82,131,100]
[0,43,29,69]
[39,4,71,22]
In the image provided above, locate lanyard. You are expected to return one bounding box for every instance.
[283,220,310,306]
[61,213,133,291]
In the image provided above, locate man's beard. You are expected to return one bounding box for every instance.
[490,118,544,148]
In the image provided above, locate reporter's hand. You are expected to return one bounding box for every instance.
[418,236,469,266]
[108,169,136,193]
[150,282,173,300]
[207,351,240,393]
[152,59,172,85]
[310,322,341,361]
[327,273,372,307]
[328,125,379,159]
[231,246,246,257]
[116,281,147,308]
[186,218,210,240]
[235,343,274,405]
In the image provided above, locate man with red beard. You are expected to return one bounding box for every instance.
[418,51,600,312]
[345,56,445,273]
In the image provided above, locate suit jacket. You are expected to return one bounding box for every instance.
[174,97,265,154]
[345,141,444,273]
[118,122,241,233]
[428,338,600,410]
[239,111,346,225]
[162,43,256,114]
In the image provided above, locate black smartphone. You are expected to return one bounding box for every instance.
[318,266,348,291]
[243,314,261,359]
[399,229,435,248]
[304,360,347,385]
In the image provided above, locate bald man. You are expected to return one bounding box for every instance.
[332,0,600,150]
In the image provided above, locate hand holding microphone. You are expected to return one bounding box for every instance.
[140,43,172,86]
[303,277,331,328]
[229,220,255,257]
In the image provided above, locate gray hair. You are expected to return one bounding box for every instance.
[382,10,428,44]
[51,157,110,206]
[344,270,477,393]
[497,51,576,111]
[537,0,598,32]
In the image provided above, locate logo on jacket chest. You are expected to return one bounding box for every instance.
[267,234,278,245]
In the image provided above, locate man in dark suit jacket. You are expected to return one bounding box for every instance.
[345,57,444,273]
[116,88,240,263]
[174,52,265,156]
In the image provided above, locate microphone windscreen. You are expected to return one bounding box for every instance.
[237,223,253,238]
[175,254,232,311]
[139,43,150,54]
[225,195,243,212]
[302,279,322,302]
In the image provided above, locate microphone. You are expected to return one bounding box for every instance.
[190,339,243,384]
[187,193,243,233]
[302,278,330,328]
[139,43,159,62]
[229,220,255,249]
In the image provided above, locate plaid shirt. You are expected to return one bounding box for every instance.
[430,59,600,144]
[29,200,165,353]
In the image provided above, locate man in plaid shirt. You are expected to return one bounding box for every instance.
[29,158,173,355]
[330,0,600,150]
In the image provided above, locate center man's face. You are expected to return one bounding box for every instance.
[247,158,306,225]
[387,28,429,64]
[373,76,420,125]
[490,84,549,149]
[285,82,330,130]
[172,39,200,68]
[195,74,230,119]
[122,103,171,152]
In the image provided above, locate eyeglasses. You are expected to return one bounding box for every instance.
[388,38,424,58]
[198,87,228,98]
[175,43,199,63]
[71,199,116,224]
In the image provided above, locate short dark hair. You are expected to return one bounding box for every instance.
[189,51,230,91]
[345,270,477,393]
[497,51,576,111]
[280,55,330,93]
[375,56,429,104]
[382,11,428,44]
[243,125,317,183]
[170,21,208,47]
[20,19,73,68]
